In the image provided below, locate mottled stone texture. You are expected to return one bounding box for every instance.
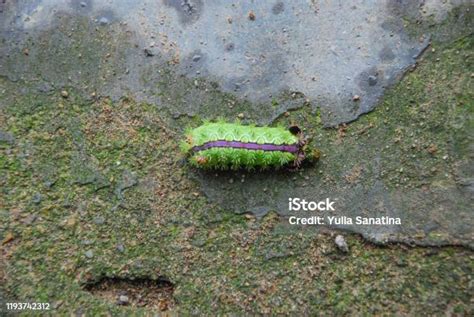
[0,1,472,247]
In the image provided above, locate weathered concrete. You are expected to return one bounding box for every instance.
[0,1,472,248]
[0,0,440,125]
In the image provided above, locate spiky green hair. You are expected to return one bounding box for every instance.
[181,122,300,170]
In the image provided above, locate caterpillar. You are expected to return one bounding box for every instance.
[180,122,316,170]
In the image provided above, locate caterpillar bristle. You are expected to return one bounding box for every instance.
[181,121,309,170]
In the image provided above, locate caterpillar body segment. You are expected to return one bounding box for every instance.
[181,122,314,170]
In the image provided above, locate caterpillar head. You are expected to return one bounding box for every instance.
[288,125,302,137]
[288,125,320,167]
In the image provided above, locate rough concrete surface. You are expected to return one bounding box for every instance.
[1,2,473,313]
[0,2,473,249]
[0,0,437,125]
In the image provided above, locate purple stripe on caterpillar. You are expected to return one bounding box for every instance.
[191,140,300,153]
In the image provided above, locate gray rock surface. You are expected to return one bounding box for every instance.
[0,1,472,248]
[0,0,440,125]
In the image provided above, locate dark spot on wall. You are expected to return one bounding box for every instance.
[386,0,421,21]
[368,75,378,86]
[225,42,235,52]
[380,19,404,33]
[163,0,203,25]
[180,49,206,74]
[356,67,383,91]
[83,276,175,310]
[379,46,395,61]
[70,0,93,14]
[382,0,423,35]
[289,125,301,135]
[272,2,285,15]
[0,0,8,14]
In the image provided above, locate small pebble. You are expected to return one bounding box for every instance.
[61,90,69,98]
[248,11,256,20]
[352,95,360,101]
[192,55,201,62]
[32,192,42,204]
[116,244,125,252]
[335,235,349,253]
[144,48,154,57]
[85,250,94,258]
[117,295,129,305]
[225,43,235,51]
[80,1,87,7]
[368,75,377,86]
[99,17,109,26]
[237,113,244,119]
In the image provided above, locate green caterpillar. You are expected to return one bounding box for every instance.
[180,122,317,170]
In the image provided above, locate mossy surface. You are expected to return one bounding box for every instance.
[192,33,473,247]
[0,8,473,317]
